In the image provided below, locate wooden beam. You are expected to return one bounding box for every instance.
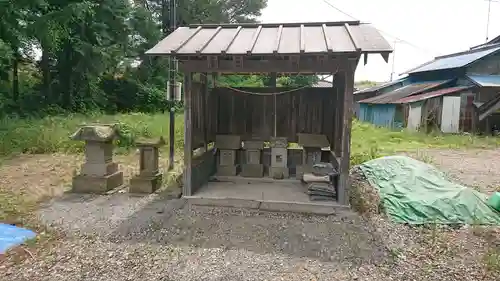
[248,25,263,55]
[178,55,350,73]
[197,26,222,55]
[222,26,242,55]
[337,59,357,205]
[300,24,305,53]
[322,24,333,53]
[172,26,202,54]
[273,25,284,54]
[183,72,193,196]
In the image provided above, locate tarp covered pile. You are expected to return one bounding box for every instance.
[358,156,500,225]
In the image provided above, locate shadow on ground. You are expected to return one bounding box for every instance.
[38,188,388,265]
[110,201,388,265]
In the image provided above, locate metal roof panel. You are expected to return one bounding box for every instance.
[349,24,393,52]
[391,86,470,104]
[404,45,500,74]
[358,80,450,104]
[467,75,500,87]
[145,21,392,56]
[278,26,300,53]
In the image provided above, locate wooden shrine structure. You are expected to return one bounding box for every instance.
[146,21,392,206]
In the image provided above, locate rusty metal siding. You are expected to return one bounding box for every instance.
[146,21,392,56]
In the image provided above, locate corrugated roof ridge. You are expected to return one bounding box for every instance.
[401,43,500,75]
[435,43,500,60]
[391,86,471,104]
[358,80,451,103]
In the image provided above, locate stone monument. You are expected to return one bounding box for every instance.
[71,124,124,193]
[295,133,330,180]
[269,137,289,179]
[215,134,241,176]
[129,137,166,193]
[241,140,264,178]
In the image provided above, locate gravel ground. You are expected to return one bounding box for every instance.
[2,149,500,280]
[5,203,391,281]
[1,237,386,281]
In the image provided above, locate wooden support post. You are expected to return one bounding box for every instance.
[270,72,277,137]
[337,60,356,205]
[183,72,193,196]
[201,72,208,150]
[333,73,344,157]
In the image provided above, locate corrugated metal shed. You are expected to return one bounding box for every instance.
[392,86,471,104]
[402,44,500,74]
[467,75,500,87]
[145,21,392,56]
[358,80,450,104]
[354,77,408,95]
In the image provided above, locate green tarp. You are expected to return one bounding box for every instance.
[359,156,500,225]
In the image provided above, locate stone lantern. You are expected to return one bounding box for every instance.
[129,137,166,193]
[70,124,124,193]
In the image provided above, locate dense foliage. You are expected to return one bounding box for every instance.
[0,0,318,117]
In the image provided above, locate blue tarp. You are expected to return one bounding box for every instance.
[0,223,36,254]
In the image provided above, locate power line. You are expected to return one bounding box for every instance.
[321,0,441,56]
[321,0,358,20]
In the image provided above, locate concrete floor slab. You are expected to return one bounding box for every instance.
[187,176,348,215]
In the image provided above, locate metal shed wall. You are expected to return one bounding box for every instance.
[359,103,396,128]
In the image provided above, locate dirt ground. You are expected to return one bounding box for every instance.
[409,149,500,194]
[0,148,499,280]
[0,151,183,203]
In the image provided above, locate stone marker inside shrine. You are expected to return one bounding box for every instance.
[296,133,329,180]
[129,137,166,193]
[215,134,241,176]
[71,124,124,193]
[241,140,264,178]
[269,137,289,179]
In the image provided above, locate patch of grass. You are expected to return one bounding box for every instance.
[0,112,184,157]
[0,112,184,232]
[483,247,500,273]
[350,119,500,165]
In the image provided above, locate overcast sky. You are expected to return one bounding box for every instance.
[260,0,500,82]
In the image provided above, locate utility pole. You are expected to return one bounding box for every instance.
[486,0,492,42]
[390,40,397,81]
[168,0,177,171]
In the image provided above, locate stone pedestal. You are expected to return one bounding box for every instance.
[296,133,329,180]
[216,135,241,176]
[270,137,289,179]
[129,137,166,194]
[71,124,124,194]
[241,140,264,178]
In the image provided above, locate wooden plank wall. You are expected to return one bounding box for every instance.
[204,87,340,143]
